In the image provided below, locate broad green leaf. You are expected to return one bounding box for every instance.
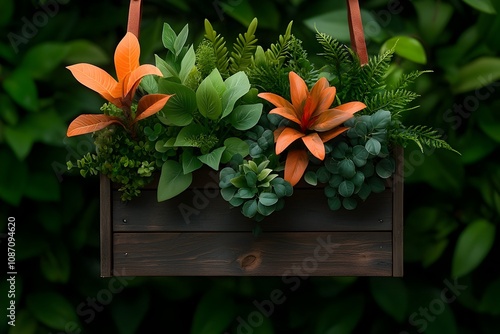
[3,125,37,160]
[463,0,496,14]
[381,36,427,64]
[477,106,500,143]
[198,146,226,170]
[111,291,150,334]
[478,279,500,315]
[27,292,80,331]
[158,160,192,201]
[0,149,27,206]
[21,43,69,79]
[190,289,235,334]
[451,57,500,94]
[174,24,189,57]
[228,103,263,130]
[155,54,177,78]
[162,22,177,51]
[181,149,203,174]
[40,244,70,283]
[0,0,13,25]
[370,277,408,322]
[197,76,223,120]
[9,310,37,334]
[24,171,61,201]
[139,75,158,94]
[157,79,196,126]
[221,137,249,163]
[221,71,251,118]
[205,68,226,96]
[65,40,109,65]
[413,0,453,45]
[422,239,449,267]
[338,180,355,197]
[242,199,258,217]
[3,69,38,112]
[174,124,206,147]
[179,45,196,84]
[452,219,496,278]
[219,0,255,27]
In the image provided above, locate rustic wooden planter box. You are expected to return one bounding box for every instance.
[100,147,404,277]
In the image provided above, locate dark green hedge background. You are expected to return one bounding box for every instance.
[1,0,499,333]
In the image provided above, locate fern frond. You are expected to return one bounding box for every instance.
[264,20,293,66]
[229,18,259,74]
[393,70,433,90]
[204,19,229,76]
[392,125,460,154]
[367,89,420,116]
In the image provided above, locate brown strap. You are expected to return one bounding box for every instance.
[346,0,368,65]
[127,0,143,38]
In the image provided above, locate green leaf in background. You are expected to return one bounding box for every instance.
[450,57,500,94]
[2,69,38,112]
[304,9,382,42]
[24,172,61,202]
[463,0,496,14]
[381,36,427,64]
[158,160,193,201]
[64,40,110,65]
[219,0,255,27]
[20,43,69,79]
[27,292,80,331]
[452,219,496,278]
[0,0,13,25]
[40,243,71,283]
[370,277,408,322]
[413,0,453,45]
[477,104,500,143]
[0,149,28,206]
[478,279,500,315]
[229,103,263,130]
[0,94,19,125]
[111,290,150,334]
[191,289,236,334]
[314,294,364,334]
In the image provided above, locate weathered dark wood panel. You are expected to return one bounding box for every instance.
[112,188,393,232]
[100,173,112,277]
[113,232,392,276]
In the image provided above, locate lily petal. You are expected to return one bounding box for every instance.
[66,64,120,105]
[134,94,173,123]
[313,85,336,117]
[275,127,304,154]
[289,71,308,111]
[269,107,301,125]
[284,149,309,186]
[301,133,325,160]
[67,114,125,137]
[114,32,140,83]
[308,78,335,117]
[318,127,349,143]
[311,101,365,131]
[258,92,294,109]
[124,64,163,99]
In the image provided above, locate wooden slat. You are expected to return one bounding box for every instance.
[113,189,393,232]
[392,146,404,276]
[100,174,112,277]
[113,232,392,276]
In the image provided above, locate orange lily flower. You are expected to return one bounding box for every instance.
[66,32,172,137]
[258,71,366,186]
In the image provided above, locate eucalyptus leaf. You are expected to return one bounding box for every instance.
[221,137,249,163]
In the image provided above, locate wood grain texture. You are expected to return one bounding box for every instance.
[392,146,404,277]
[112,188,393,232]
[113,232,393,276]
[100,173,112,277]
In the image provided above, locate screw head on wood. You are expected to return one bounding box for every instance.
[122,219,127,224]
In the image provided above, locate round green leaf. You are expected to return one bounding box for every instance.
[221,137,249,163]
[259,192,279,206]
[381,36,427,64]
[242,199,258,218]
[365,138,381,155]
[328,196,341,210]
[338,180,355,197]
[338,159,356,178]
[452,219,496,278]
[376,158,395,179]
[257,201,276,216]
[304,171,318,186]
[342,197,357,210]
[352,145,369,167]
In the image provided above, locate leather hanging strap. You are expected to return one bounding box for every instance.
[346,0,368,65]
[127,0,143,38]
